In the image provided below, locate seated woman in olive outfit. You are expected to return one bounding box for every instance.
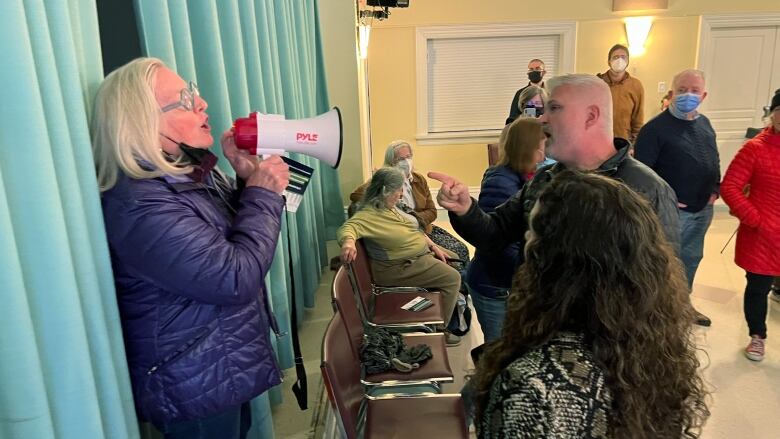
[350,140,470,264]
[466,117,546,343]
[472,171,709,438]
[92,58,289,438]
[339,167,462,345]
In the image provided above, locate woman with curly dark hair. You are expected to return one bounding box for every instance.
[472,170,709,438]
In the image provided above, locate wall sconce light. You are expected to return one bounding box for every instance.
[624,16,653,57]
[358,23,371,59]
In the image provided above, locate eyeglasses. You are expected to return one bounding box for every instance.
[161,81,199,113]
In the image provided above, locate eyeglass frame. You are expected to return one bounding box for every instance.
[160,81,199,113]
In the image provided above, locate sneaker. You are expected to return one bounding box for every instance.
[444,331,462,347]
[745,335,766,361]
[693,309,712,327]
[769,287,780,303]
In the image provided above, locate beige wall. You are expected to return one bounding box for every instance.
[318,1,365,204]
[364,0,779,187]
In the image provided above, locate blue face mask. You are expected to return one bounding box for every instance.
[674,93,701,113]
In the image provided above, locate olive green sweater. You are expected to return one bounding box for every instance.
[337,206,428,261]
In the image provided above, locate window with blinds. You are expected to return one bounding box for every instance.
[415,23,576,144]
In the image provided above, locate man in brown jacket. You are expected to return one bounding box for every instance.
[597,44,644,142]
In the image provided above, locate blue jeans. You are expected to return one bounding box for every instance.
[158,402,251,439]
[468,285,508,343]
[678,204,714,291]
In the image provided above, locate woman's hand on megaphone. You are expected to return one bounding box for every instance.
[247,155,290,195]
[221,129,259,180]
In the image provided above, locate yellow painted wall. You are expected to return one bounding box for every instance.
[576,15,701,119]
[364,0,780,187]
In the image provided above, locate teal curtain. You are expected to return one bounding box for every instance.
[0,1,138,439]
[134,0,344,437]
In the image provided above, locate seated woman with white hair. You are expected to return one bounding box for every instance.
[350,140,470,265]
[339,167,462,345]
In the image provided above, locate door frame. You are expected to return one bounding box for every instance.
[697,13,780,69]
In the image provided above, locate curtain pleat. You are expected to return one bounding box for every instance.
[133,0,345,437]
[0,0,139,438]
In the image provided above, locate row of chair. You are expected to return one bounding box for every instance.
[320,240,468,438]
[346,240,445,330]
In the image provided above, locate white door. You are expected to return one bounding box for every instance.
[700,26,780,173]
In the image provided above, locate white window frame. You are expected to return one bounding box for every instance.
[415,22,577,145]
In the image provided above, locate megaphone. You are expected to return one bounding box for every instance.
[233,107,343,168]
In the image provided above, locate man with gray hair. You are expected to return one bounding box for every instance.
[634,69,720,327]
[430,73,679,301]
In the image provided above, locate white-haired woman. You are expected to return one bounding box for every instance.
[339,167,462,345]
[92,57,289,438]
[350,140,470,265]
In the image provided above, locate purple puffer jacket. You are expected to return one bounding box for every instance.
[101,171,284,426]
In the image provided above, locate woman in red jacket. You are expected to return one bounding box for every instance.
[721,91,780,362]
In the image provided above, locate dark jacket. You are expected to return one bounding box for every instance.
[634,109,720,213]
[101,171,284,425]
[465,165,527,297]
[506,82,544,125]
[451,139,680,254]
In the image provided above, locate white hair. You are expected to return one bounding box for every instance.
[547,74,613,136]
[383,140,412,167]
[672,69,706,89]
[90,57,192,192]
[359,167,406,210]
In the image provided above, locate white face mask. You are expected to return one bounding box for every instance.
[610,58,628,73]
[397,158,413,179]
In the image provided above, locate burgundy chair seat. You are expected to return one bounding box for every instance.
[332,267,454,389]
[487,142,500,166]
[364,333,453,384]
[372,292,443,325]
[365,395,468,438]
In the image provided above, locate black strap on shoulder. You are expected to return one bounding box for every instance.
[283,201,308,410]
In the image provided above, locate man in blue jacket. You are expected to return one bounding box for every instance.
[634,69,720,327]
[91,57,290,438]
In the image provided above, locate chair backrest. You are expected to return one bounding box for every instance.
[321,313,364,439]
[350,240,375,311]
[487,143,500,166]
[332,266,366,359]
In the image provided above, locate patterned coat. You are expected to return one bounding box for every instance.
[720,126,780,275]
[478,332,612,438]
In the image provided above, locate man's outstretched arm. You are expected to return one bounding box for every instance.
[429,171,528,252]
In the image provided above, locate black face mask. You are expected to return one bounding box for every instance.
[528,70,544,84]
[162,135,218,181]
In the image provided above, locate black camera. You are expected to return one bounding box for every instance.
[367,0,410,7]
